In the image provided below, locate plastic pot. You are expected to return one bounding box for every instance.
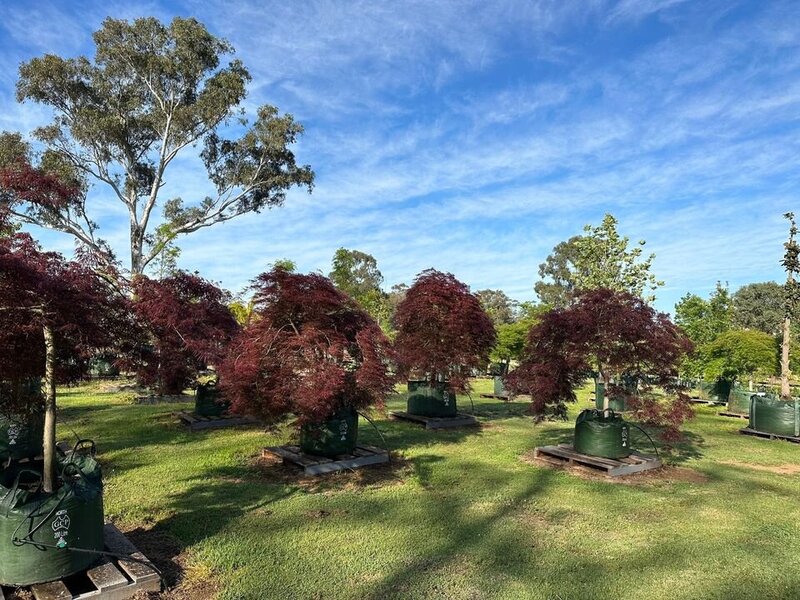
[698,379,732,403]
[574,409,631,459]
[300,407,359,458]
[0,447,104,586]
[407,380,457,417]
[493,376,506,396]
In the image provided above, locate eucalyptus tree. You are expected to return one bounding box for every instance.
[4,16,313,275]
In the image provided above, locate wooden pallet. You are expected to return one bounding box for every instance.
[0,523,160,600]
[262,444,389,476]
[719,411,749,419]
[689,398,725,406]
[479,393,511,401]
[533,444,662,477]
[175,410,258,431]
[389,411,479,429]
[740,427,800,443]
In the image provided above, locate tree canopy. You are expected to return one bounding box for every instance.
[507,288,692,437]
[329,248,390,330]
[534,214,662,307]
[393,269,496,393]
[732,281,787,335]
[700,329,778,386]
[780,211,799,398]
[3,16,313,275]
[132,271,239,395]
[476,289,517,326]
[219,268,396,425]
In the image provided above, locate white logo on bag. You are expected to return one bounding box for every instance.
[52,510,70,548]
[339,421,348,441]
[7,423,20,445]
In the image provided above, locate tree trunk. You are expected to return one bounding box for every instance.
[781,315,792,399]
[130,224,144,275]
[749,377,754,392]
[42,323,57,493]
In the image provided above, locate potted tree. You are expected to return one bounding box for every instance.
[219,268,396,458]
[507,289,693,459]
[132,272,239,413]
[0,206,126,585]
[748,213,800,437]
[393,270,496,418]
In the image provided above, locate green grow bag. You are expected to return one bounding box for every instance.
[194,381,229,417]
[749,396,800,437]
[0,447,104,586]
[728,388,756,415]
[698,379,731,402]
[493,376,507,396]
[300,407,359,458]
[574,409,631,459]
[0,411,45,463]
[593,383,626,412]
[407,380,457,417]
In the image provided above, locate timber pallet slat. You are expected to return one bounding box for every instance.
[479,393,511,401]
[0,523,160,600]
[389,411,479,429]
[533,444,662,477]
[689,398,725,406]
[262,444,389,476]
[175,410,258,431]
[739,427,800,443]
[719,411,749,419]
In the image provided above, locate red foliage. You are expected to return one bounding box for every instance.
[507,288,694,436]
[0,230,127,412]
[219,268,396,425]
[132,272,239,395]
[0,159,79,212]
[393,269,496,393]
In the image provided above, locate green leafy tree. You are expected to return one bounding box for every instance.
[534,214,662,306]
[674,283,733,378]
[6,16,313,275]
[732,282,787,335]
[701,329,778,390]
[329,248,390,330]
[476,289,517,326]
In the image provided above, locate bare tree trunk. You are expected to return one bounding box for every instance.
[781,315,792,399]
[42,323,57,493]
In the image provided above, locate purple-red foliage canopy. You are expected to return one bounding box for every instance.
[0,223,127,412]
[507,288,693,437]
[393,269,496,393]
[219,268,396,425]
[132,272,239,395]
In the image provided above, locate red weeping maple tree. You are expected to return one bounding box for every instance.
[506,288,694,438]
[218,268,396,425]
[132,272,240,396]
[393,269,496,393]
[0,208,127,491]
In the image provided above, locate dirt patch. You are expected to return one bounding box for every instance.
[251,452,412,493]
[520,450,708,485]
[123,525,220,600]
[719,460,800,475]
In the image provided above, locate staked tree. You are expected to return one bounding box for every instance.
[393,269,496,393]
[218,268,396,425]
[4,16,313,275]
[534,214,662,307]
[780,212,799,398]
[507,288,693,437]
[132,272,239,395]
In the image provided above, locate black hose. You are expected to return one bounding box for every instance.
[629,423,660,459]
[357,410,392,465]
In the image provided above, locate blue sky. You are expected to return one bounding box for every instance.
[0,0,798,313]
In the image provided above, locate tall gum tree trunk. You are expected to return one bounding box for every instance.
[42,323,57,493]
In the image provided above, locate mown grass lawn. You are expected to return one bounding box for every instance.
[56,379,800,600]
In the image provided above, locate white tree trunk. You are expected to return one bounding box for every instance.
[42,323,57,493]
[781,315,792,399]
